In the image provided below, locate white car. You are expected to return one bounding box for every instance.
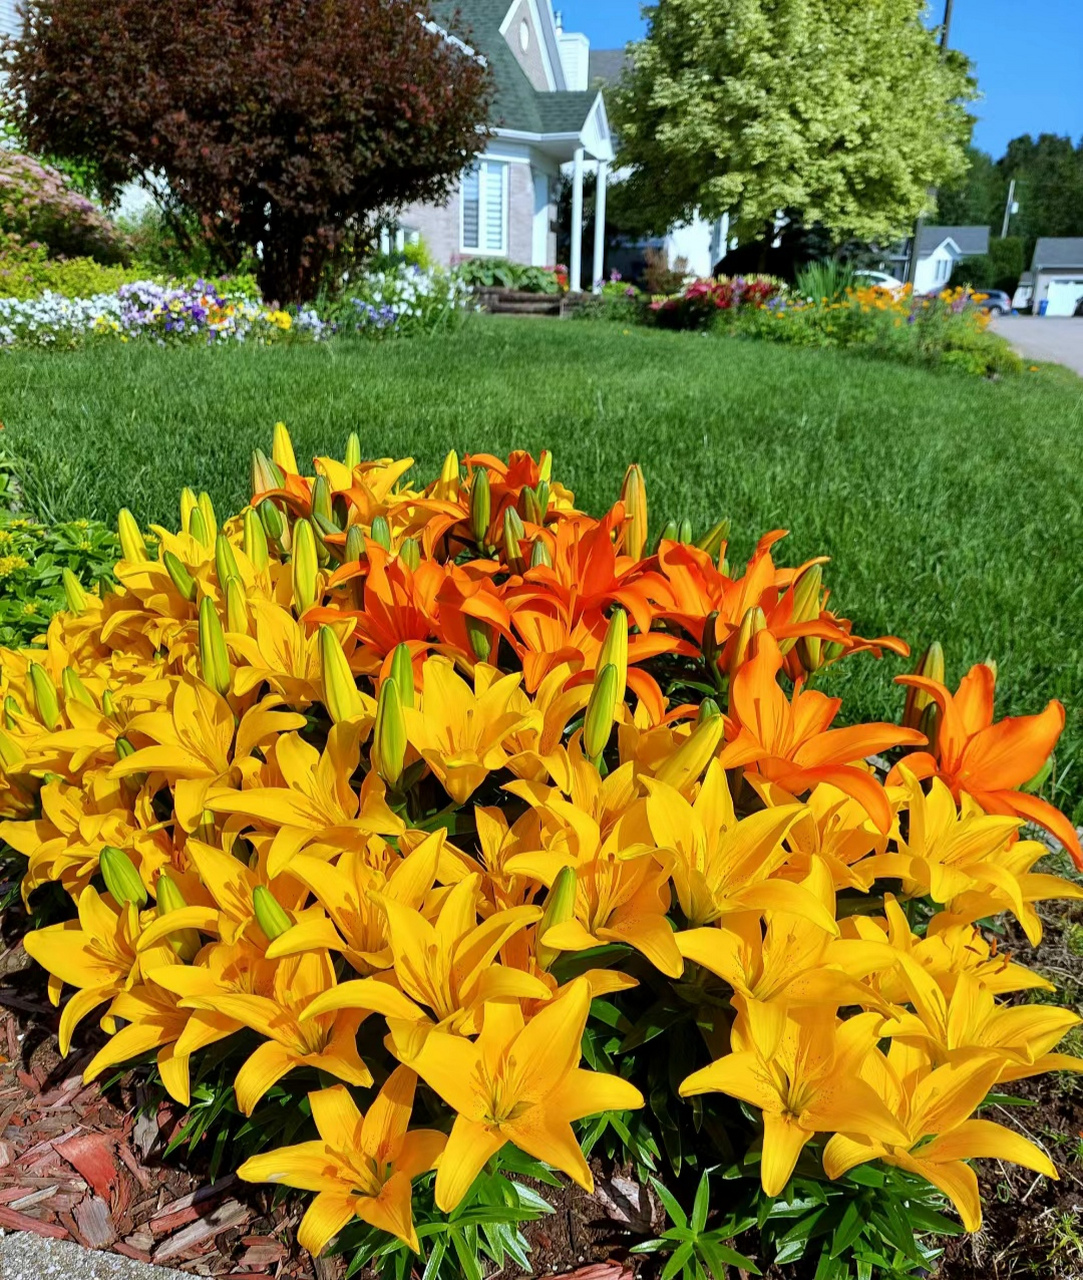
[854,269,906,291]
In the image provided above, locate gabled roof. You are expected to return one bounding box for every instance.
[588,49,631,87]
[1032,237,1083,270]
[916,225,990,259]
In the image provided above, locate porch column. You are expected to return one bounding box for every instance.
[570,146,585,292]
[592,159,609,292]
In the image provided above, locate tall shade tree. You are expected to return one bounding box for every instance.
[612,0,976,247]
[3,0,492,301]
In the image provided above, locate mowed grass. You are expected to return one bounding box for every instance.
[2,317,1083,821]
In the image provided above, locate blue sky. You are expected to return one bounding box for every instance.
[558,0,1083,158]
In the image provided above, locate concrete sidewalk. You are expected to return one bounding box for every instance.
[0,1232,188,1280]
[990,316,1083,376]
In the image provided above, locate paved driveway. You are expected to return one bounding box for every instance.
[991,316,1083,376]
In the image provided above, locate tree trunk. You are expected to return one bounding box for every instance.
[258,216,328,305]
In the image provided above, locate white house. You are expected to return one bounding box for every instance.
[401,0,615,289]
[1021,239,1083,316]
[910,225,990,295]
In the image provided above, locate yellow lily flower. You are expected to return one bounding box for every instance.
[83,980,193,1105]
[389,979,644,1211]
[752,779,886,891]
[823,1041,1058,1231]
[680,1006,909,1196]
[238,1071,446,1254]
[228,599,342,708]
[402,656,538,804]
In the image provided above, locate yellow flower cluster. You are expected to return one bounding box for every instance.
[0,426,1079,1254]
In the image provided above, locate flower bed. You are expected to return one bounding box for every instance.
[648,275,782,328]
[0,431,1080,1277]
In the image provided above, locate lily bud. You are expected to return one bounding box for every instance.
[701,610,724,690]
[198,596,231,697]
[983,658,998,684]
[311,475,334,528]
[597,608,628,702]
[538,450,553,483]
[503,507,526,574]
[619,464,647,561]
[187,506,210,548]
[272,421,298,474]
[469,469,491,546]
[291,519,319,615]
[114,735,135,759]
[792,564,823,625]
[370,515,392,552]
[797,635,823,674]
[62,667,95,710]
[902,642,945,730]
[117,508,147,562]
[180,487,198,535]
[62,568,87,614]
[654,713,725,791]
[696,696,721,724]
[28,663,60,730]
[654,520,678,552]
[225,577,249,633]
[243,507,269,571]
[696,518,730,560]
[731,606,766,673]
[536,865,577,972]
[344,432,362,470]
[253,885,292,942]
[0,728,23,769]
[214,534,240,589]
[251,448,285,498]
[399,538,421,572]
[583,663,619,762]
[465,616,493,664]
[374,677,406,789]
[156,873,200,962]
[389,642,415,709]
[823,640,845,665]
[163,551,196,603]
[320,625,364,723]
[439,449,460,498]
[530,538,552,569]
[258,498,285,546]
[100,846,147,907]
[678,519,693,545]
[197,492,218,542]
[345,525,365,563]
[101,689,118,722]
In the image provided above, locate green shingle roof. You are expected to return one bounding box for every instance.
[431,0,597,136]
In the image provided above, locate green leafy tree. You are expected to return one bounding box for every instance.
[937,146,1006,227]
[612,0,976,247]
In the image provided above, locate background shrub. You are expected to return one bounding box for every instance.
[0,151,129,262]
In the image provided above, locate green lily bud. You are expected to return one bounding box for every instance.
[258,498,285,545]
[253,885,292,942]
[188,506,210,549]
[101,689,118,721]
[62,568,88,615]
[470,469,491,546]
[345,432,362,470]
[696,697,721,724]
[530,538,552,569]
[465,615,493,664]
[389,642,415,709]
[320,625,364,724]
[370,515,392,552]
[215,533,240,588]
[345,524,365,563]
[696,518,730,561]
[225,576,249,633]
[117,508,147,562]
[792,564,823,625]
[522,483,551,527]
[583,663,619,763]
[903,641,945,730]
[597,607,628,703]
[619,464,647,561]
[399,538,421,572]
[374,678,406,789]
[100,845,147,907]
[180,487,198,536]
[824,641,846,665]
[163,550,197,602]
[731,606,766,674]
[655,714,725,791]
[439,449,460,495]
[197,492,218,542]
[114,736,136,759]
[535,865,577,972]
[797,635,823,674]
[538,450,553,483]
[243,507,269,571]
[503,508,526,575]
[678,519,693,545]
[156,873,201,962]
[28,663,60,730]
[311,475,335,529]
[62,667,96,710]
[272,421,298,474]
[654,520,678,552]
[251,448,285,498]
[291,519,319,615]
[198,596,231,697]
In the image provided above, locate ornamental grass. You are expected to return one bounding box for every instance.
[0,429,1080,1274]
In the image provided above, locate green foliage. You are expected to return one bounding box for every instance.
[456,259,564,294]
[631,1171,760,1279]
[795,259,858,304]
[612,0,976,243]
[0,234,149,300]
[119,205,258,280]
[949,237,1026,294]
[0,150,129,263]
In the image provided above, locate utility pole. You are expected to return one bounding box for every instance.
[908,0,956,283]
[1001,178,1017,238]
[940,0,954,48]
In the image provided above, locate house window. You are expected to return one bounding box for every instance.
[462,160,508,254]
[936,257,951,284]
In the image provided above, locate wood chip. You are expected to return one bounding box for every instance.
[0,1203,70,1238]
[74,1193,118,1248]
[55,1130,119,1202]
[153,1198,252,1263]
[150,1175,238,1234]
[9,1185,58,1210]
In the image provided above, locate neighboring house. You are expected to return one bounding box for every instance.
[909,225,990,294]
[399,0,615,288]
[1021,239,1083,316]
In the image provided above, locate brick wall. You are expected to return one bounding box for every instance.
[398,190,462,267]
[504,0,549,92]
[508,163,534,265]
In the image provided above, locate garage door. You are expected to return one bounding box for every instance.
[1046,278,1083,316]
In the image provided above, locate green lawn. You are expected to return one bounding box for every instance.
[2,317,1082,822]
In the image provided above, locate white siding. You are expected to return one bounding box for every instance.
[0,0,20,40]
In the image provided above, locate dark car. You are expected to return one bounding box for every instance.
[975,290,1013,316]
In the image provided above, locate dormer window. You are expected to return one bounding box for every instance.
[519,19,530,52]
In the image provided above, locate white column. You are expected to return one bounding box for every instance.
[592,160,609,292]
[570,146,585,293]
